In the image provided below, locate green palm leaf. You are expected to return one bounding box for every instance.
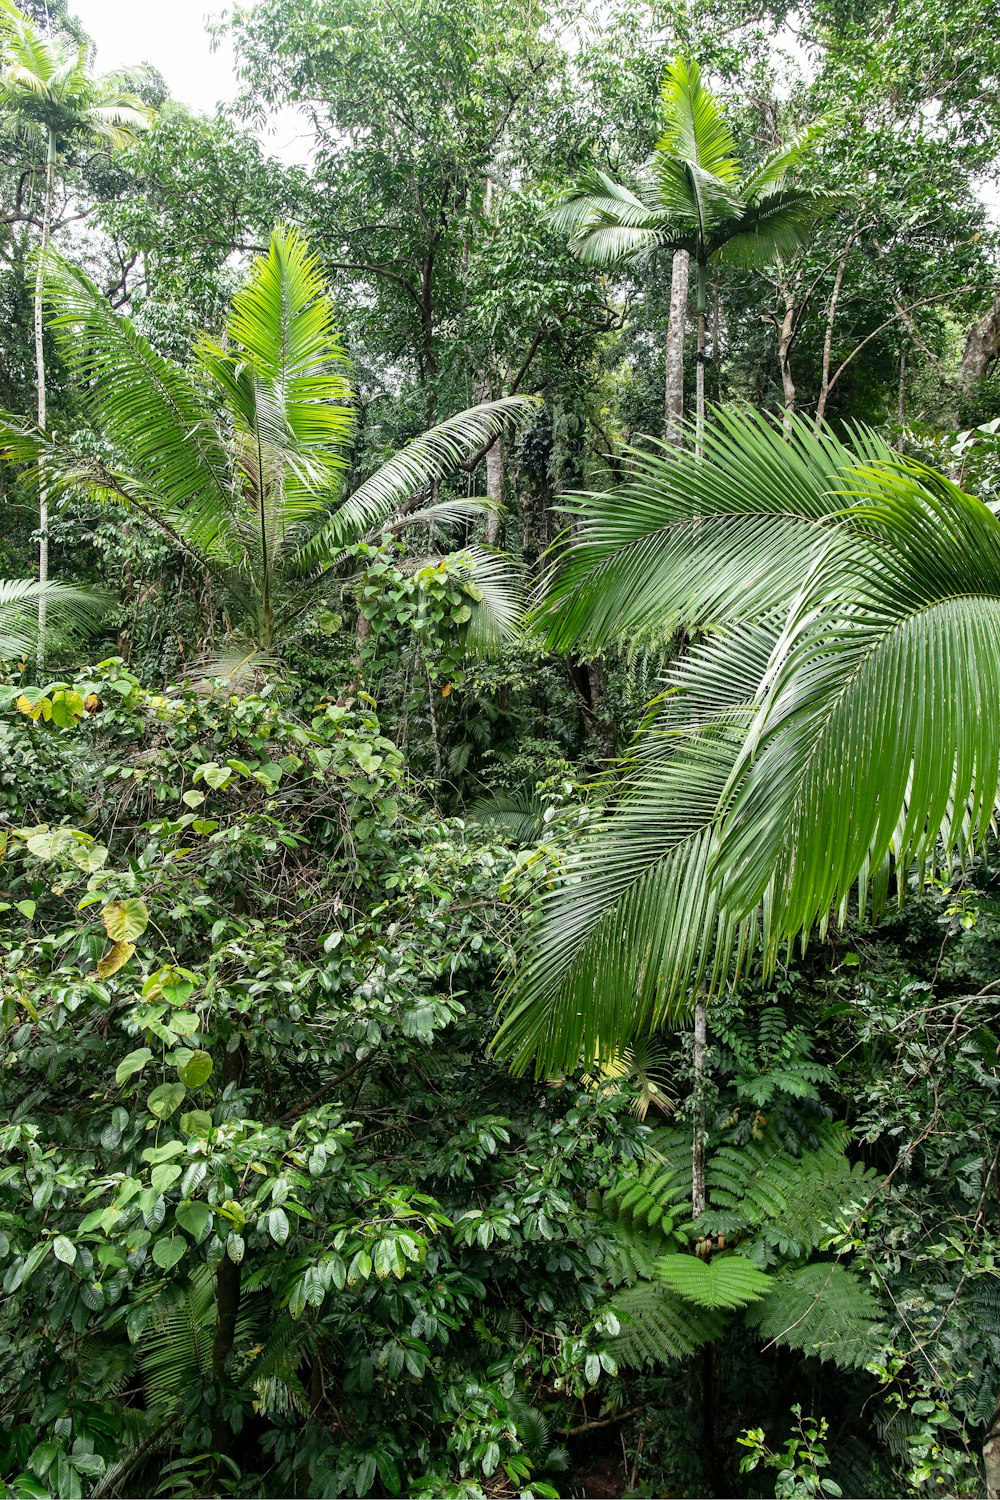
[493,624,774,1077]
[38,254,235,558]
[297,397,537,565]
[716,462,1000,946]
[0,577,106,661]
[533,409,896,654]
[658,56,740,185]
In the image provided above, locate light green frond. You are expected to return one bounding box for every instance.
[297,397,537,565]
[0,577,107,661]
[533,409,896,654]
[745,1263,885,1367]
[37,254,235,558]
[658,56,740,185]
[715,463,1000,951]
[711,189,847,270]
[653,1252,771,1310]
[493,627,774,1078]
[457,544,525,652]
[610,1282,724,1367]
[739,119,828,201]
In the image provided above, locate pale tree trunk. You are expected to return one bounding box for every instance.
[777,287,798,436]
[484,427,504,546]
[664,248,689,447]
[897,348,906,452]
[815,225,857,427]
[694,261,708,459]
[34,130,56,663]
[691,995,707,1219]
[958,288,1000,398]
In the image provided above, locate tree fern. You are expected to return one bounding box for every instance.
[745,1263,885,1367]
[653,1251,771,1309]
[610,1281,725,1368]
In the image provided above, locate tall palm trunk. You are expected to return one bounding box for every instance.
[694,260,708,459]
[664,249,689,447]
[33,128,56,662]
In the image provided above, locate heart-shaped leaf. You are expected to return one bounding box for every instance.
[147,1082,185,1120]
[177,1050,213,1089]
[116,1047,152,1085]
[152,1234,186,1271]
[102,898,149,943]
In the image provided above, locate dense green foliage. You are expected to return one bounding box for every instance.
[1,0,1000,1496]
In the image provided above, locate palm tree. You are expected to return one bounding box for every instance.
[0,227,534,676]
[551,58,839,451]
[495,407,1000,1076]
[0,0,152,654]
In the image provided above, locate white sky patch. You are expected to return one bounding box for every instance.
[70,0,314,165]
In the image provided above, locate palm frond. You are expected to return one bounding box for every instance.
[739,120,828,201]
[533,408,896,654]
[658,56,740,185]
[37,254,235,558]
[0,577,107,661]
[711,189,848,270]
[137,1273,215,1414]
[297,398,537,566]
[493,624,774,1077]
[715,461,1000,949]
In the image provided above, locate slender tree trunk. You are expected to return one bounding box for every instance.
[691,995,707,1219]
[710,277,721,402]
[484,428,504,546]
[210,1255,242,1458]
[664,249,689,447]
[815,228,856,427]
[778,290,797,436]
[34,131,56,662]
[694,261,708,459]
[959,288,1000,398]
[897,347,906,452]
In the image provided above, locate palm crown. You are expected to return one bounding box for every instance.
[0,0,151,156]
[552,58,840,442]
[0,227,535,673]
[495,409,1000,1076]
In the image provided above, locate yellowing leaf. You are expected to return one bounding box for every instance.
[95,941,136,979]
[102,898,149,943]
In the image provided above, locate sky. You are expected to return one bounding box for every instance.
[70,0,314,163]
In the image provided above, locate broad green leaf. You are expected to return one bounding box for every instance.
[177,1050,213,1088]
[52,1236,76,1266]
[151,1234,185,1271]
[116,1048,153,1085]
[150,1163,182,1194]
[147,1082,185,1120]
[175,1201,212,1238]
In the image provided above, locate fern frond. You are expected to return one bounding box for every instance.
[610,1281,725,1367]
[745,1263,885,1368]
[653,1252,771,1310]
[137,1273,214,1413]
